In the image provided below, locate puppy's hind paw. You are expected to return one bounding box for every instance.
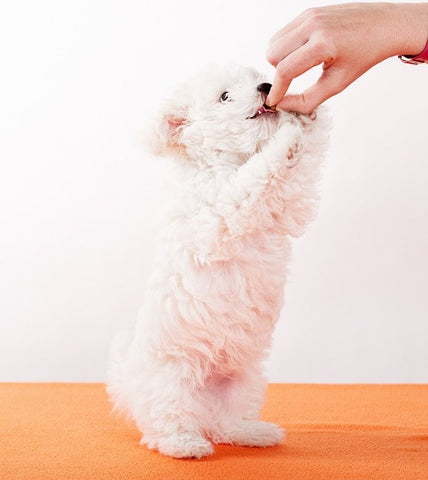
[213,420,285,447]
[146,432,214,459]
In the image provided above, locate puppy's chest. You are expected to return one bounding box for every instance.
[174,232,289,317]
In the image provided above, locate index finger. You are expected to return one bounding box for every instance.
[266,41,324,107]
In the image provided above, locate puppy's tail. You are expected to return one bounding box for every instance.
[106,329,133,419]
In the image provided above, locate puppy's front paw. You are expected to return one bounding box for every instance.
[146,432,214,459]
[286,140,303,168]
[272,123,303,170]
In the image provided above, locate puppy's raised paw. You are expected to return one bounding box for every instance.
[285,140,303,168]
[295,110,317,127]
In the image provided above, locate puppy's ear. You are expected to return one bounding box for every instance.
[145,98,188,156]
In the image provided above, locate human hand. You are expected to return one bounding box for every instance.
[266,2,428,113]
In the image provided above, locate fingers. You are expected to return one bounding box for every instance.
[267,7,340,109]
[275,70,343,114]
[266,27,308,67]
[268,8,313,47]
[266,41,326,107]
[267,3,395,112]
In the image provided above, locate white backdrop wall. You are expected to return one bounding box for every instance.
[0,0,427,382]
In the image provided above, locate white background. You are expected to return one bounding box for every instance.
[0,0,427,383]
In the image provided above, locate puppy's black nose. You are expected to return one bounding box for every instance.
[257,83,272,95]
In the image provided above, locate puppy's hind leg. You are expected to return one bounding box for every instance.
[213,418,284,447]
[207,371,284,448]
[135,370,214,459]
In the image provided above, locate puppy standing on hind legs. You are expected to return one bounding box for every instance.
[107,65,329,459]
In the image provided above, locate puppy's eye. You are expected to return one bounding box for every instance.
[219,91,230,102]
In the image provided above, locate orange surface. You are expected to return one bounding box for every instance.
[0,383,427,480]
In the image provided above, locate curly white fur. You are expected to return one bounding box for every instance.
[107,65,330,458]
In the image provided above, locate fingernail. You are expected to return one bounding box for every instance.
[263,103,276,111]
[264,97,274,108]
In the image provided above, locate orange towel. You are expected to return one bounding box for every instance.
[0,383,427,479]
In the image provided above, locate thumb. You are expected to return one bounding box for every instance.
[277,73,343,114]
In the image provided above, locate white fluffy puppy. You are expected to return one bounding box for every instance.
[107,65,329,459]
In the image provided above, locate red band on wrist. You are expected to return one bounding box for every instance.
[399,38,428,64]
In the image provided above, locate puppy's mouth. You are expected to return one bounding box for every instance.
[247,104,277,120]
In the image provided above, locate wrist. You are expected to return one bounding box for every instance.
[393,3,428,56]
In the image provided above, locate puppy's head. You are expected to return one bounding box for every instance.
[148,65,295,166]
